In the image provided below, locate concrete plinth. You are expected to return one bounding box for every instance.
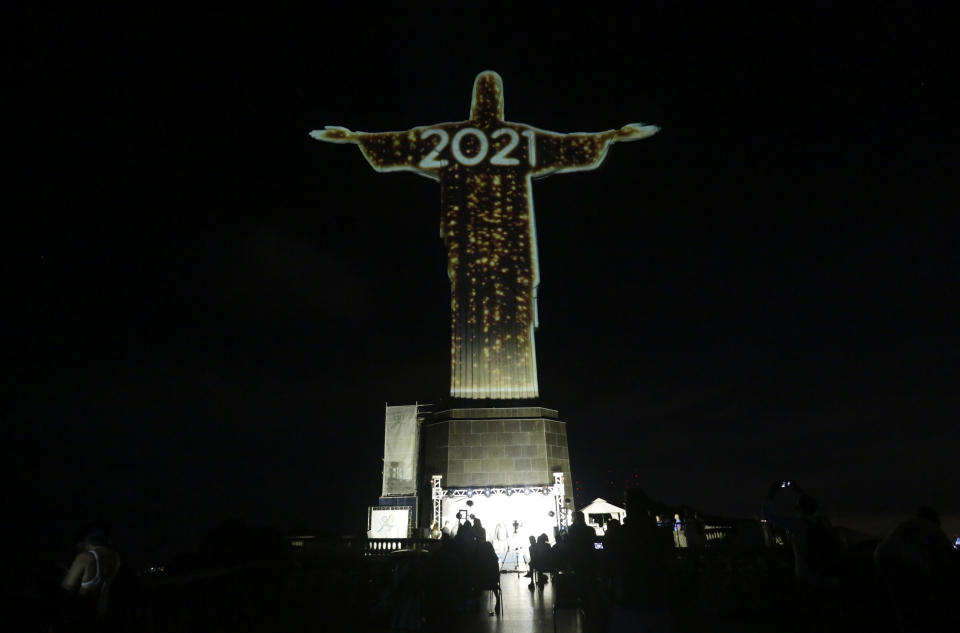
[421,406,573,498]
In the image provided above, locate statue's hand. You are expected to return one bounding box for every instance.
[616,123,660,141]
[309,125,358,143]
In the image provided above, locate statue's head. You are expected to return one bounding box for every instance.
[470,71,505,123]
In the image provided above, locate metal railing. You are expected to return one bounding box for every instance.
[704,527,734,544]
[340,537,441,556]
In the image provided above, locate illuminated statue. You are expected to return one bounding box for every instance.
[311,71,657,399]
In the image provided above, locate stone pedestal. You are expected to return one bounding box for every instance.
[421,406,572,495]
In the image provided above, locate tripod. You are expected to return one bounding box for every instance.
[498,544,527,576]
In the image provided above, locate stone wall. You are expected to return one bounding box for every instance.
[422,408,572,494]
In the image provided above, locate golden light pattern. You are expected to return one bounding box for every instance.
[311,71,658,399]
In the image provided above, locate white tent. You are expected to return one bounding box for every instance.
[580,498,626,533]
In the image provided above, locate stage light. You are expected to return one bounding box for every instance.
[548,511,555,517]
[542,488,551,496]
[467,489,474,498]
[524,488,531,495]
[505,489,514,496]
[483,488,491,497]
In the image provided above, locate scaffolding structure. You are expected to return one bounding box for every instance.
[553,472,567,534]
[431,475,443,530]
[445,484,556,498]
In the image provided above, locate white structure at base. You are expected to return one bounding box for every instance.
[580,497,627,535]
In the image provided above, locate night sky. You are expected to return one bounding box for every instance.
[8,4,957,562]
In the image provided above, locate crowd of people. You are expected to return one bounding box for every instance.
[41,487,958,632]
[760,482,957,632]
[411,486,958,632]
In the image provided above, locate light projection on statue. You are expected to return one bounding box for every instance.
[311,71,658,399]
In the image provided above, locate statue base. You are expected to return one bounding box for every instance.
[418,405,573,539]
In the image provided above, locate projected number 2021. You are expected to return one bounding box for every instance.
[419,127,537,168]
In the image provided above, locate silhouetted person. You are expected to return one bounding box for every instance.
[388,550,427,632]
[617,488,674,624]
[568,511,594,552]
[534,533,553,585]
[455,517,474,550]
[476,541,501,616]
[525,535,537,580]
[557,511,598,620]
[875,507,956,632]
[60,526,121,631]
[471,517,487,545]
[602,518,624,589]
[683,509,706,549]
[566,511,595,574]
[604,518,621,539]
[875,507,953,578]
[425,533,463,626]
[762,482,843,587]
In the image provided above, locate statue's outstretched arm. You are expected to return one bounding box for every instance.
[613,123,660,142]
[531,122,659,177]
[309,125,436,178]
[309,126,360,144]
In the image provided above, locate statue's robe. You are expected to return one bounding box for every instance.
[316,72,654,399]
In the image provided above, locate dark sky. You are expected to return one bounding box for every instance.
[8,4,958,560]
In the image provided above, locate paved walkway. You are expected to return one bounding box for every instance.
[467,571,584,633]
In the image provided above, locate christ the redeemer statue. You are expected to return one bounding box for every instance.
[311,71,657,400]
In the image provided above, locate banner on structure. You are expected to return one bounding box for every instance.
[382,404,419,496]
